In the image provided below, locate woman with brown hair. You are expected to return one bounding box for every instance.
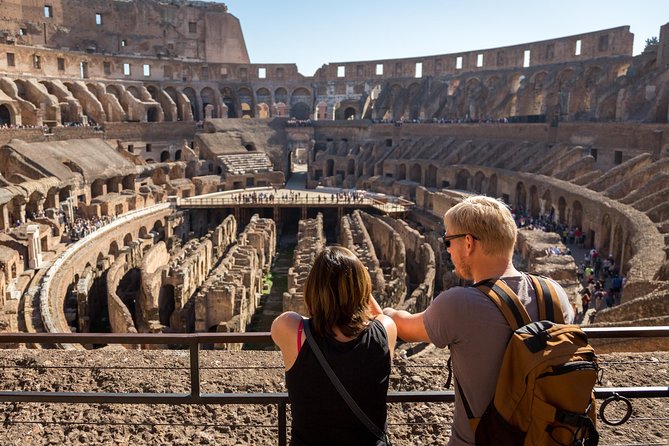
[271,246,397,445]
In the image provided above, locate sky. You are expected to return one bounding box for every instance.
[210,0,667,76]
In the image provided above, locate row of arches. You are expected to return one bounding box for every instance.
[374,62,632,122]
[0,79,317,127]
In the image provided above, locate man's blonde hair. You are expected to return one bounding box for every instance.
[444,195,517,256]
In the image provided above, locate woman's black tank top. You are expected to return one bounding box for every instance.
[285,318,391,446]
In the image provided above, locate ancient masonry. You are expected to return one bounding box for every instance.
[283,214,326,316]
[193,214,275,350]
[339,210,408,308]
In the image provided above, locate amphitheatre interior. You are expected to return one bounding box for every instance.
[0,0,668,442]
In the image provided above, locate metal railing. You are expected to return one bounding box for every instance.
[0,327,667,444]
[176,196,412,214]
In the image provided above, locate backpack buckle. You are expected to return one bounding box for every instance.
[523,328,551,353]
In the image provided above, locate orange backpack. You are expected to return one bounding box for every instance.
[460,274,599,446]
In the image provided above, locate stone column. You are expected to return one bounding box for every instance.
[26,225,43,269]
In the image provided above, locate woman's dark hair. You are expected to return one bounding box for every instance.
[304,246,372,338]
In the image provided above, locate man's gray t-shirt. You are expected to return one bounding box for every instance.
[423,275,574,446]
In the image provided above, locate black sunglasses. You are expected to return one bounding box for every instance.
[443,233,479,248]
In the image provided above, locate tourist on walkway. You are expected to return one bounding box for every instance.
[272,246,397,445]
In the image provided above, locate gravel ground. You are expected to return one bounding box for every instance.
[0,347,666,445]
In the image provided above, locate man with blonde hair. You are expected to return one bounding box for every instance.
[383,195,573,445]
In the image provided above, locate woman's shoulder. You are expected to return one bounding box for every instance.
[271,312,303,344]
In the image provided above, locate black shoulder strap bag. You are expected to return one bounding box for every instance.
[302,319,392,446]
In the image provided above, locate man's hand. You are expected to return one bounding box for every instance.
[382,307,431,343]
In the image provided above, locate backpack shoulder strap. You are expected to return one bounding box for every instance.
[475,279,532,331]
[527,274,565,324]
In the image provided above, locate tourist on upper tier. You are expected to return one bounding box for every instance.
[382,195,573,446]
[271,246,397,445]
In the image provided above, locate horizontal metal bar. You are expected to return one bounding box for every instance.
[583,327,669,338]
[594,387,669,398]
[0,388,664,406]
[0,326,667,345]
[0,332,273,344]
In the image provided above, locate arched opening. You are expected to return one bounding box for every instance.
[291,102,310,120]
[160,151,170,162]
[117,268,141,327]
[108,240,120,257]
[175,149,182,161]
[291,88,311,119]
[91,179,105,198]
[152,221,165,241]
[274,88,288,105]
[0,104,12,126]
[147,107,159,122]
[515,182,527,210]
[398,164,406,181]
[123,233,133,246]
[200,87,217,119]
[410,163,421,183]
[221,87,237,118]
[256,88,271,105]
[456,170,470,190]
[245,143,256,152]
[347,159,355,175]
[344,107,356,120]
[473,171,485,194]
[326,159,335,177]
[158,284,175,327]
[557,197,567,223]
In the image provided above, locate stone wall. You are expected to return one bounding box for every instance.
[314,27,632,81]
[106,249,140,340]
[144,214,238,332]
[381,216,435,312]
[193,215,274,349]
[283,213,325,315]
[358,211,408,308]
[339,210,386,302]
[39,203,173,342]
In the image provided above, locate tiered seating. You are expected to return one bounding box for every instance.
[218,152,273,175]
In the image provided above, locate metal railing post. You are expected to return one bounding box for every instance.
[278,401,287,446]
[190,341,201,400]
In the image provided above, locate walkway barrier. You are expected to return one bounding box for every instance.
[177,196,413,214]
[0,327,667,445]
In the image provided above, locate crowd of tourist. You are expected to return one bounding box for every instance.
[510,207,625,313]
[227,189,368,205]
[0,123,50,132]
[371,116,513,126]
[65,215,115,241]
[285,118,313,127]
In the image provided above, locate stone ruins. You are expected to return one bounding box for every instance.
[0,0,665,346]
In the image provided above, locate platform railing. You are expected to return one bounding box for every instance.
[0,327,667,445]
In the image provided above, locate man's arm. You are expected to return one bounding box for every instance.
[382,308,431,343]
